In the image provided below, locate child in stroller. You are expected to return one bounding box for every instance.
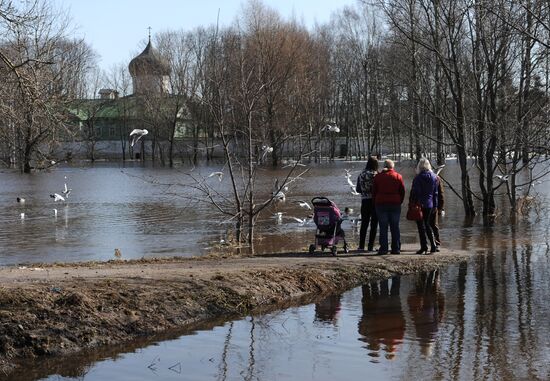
[309,197,349,256]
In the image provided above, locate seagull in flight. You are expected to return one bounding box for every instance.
[294,200,312,210]
[17,197,25,203]
[130,129,149,147]
[62,178,72,198]
[494,174,510,182]
[261,145,274,160]
[321,124,340,133]
[50,193,65,202]
[208,171,223,181]
[434,164,446,176]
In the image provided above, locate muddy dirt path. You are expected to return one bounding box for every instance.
[0,246,474,377]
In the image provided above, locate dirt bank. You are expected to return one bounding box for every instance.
[0,246,472,376]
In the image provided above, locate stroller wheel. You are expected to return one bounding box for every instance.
[309,244,316,255]
[331,246,337,256]
[321,245,326,252]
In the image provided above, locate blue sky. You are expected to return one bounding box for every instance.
[54,0,356,70]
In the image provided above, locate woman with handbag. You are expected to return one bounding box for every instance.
[410,158,439,254]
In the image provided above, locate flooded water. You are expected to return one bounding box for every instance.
[7,242,549,381]
[2,160,549,381]
[1,159,546,264]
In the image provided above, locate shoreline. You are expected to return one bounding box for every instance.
[0,246,473,376]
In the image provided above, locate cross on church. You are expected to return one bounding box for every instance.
[147,26,152,41]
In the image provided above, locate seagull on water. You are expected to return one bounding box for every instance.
[208,171,223,181]
[272,179,286,202]
[17,197,25,203]
[273,212,284,223]
[20,213,25,219]
[288,216,310,225]
[294,200,312,210]
[50,193,65,202]
[130,129,149,147]
[281,159,306,168]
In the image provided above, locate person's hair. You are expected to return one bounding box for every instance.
[384,159,395,169]
[416,157,432,173]
[366,156,379,171]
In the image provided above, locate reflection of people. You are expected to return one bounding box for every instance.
[407,270,445,356]
[372,159,405,255]
[314,294,342,325]
[356,156,379,252]
[358,277,406,360]
[410,158,439,254]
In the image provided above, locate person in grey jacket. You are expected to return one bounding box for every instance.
[356,156,379,252]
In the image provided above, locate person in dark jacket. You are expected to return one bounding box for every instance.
[356,156,379,252]
[410,158,439,254]
[429,176,444,247]
[372,159,405,255]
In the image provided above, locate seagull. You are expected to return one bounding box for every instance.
[50,193,65,202]
[62,182,72,198]
[261,145,274,160]
[17,197,25,203]
[20,213,25,219]
[53,209,58,217]
[130,129,149,147]
[288,216,310,225]
[273,212,284,223]
[494,174,510,182]
[272,179,287,202]
[434,164,446,176]
[344,173,358,194]
[321,124,340,133]
[294,200,312,210]
[282,159,306,168]
[208,171,223,181]
[346,175,356,189]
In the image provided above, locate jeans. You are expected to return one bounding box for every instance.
[359,198,378,250]
[416,207,436,250]
[375,204,401,253]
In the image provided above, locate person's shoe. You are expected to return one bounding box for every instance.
[367,246,374,252]
[430,246,439,253]
[376,250,388,255]
[390,251,400,255]
[416,248,428,255]
[356,247,366,254]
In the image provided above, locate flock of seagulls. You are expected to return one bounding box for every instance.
[18,176,71,220]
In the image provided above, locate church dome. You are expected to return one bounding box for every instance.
[128,40,170,77]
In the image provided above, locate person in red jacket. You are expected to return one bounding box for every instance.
[372,159,405,254]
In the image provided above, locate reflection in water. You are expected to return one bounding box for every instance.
[7,247,550,381]
[314,294,342,326]
[407,270,445,357]
[358,277,405,360]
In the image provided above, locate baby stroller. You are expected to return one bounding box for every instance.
[309,197,348,256]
